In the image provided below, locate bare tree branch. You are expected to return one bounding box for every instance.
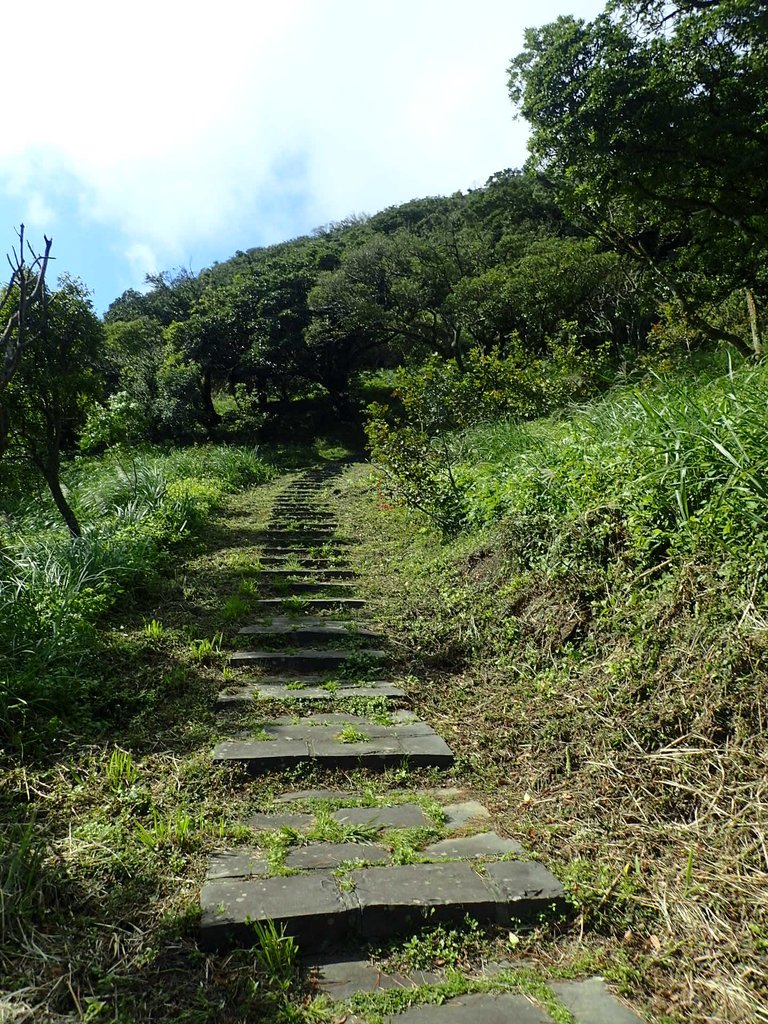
[0,225,53,391]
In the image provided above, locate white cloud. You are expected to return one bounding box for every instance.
[123,241,160,281]
[0,0,606,291]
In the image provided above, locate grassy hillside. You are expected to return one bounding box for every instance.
[351,354,768,1022]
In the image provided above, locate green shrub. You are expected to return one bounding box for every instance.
[366,344,610,531]
[79,391,149,453]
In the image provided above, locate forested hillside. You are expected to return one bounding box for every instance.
[1,1,766,1023]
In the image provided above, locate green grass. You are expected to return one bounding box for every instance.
[451,357,768,566]
[0,444,274,748]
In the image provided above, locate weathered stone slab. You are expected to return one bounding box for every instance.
[285,842,389,870]
[221,682,406,703]
[206,848,268,879]
[332,804,431,829]
[213,726,453,772]
[259,530,338,542]
[257,568,357,581]
[238,617,379,639]
[352,863,497,937]
[229,649,385,671]
[200,855,564,952]
[247,811,315,831]
[258,581,358,597]
[213,738,311,770]
[307,739,411,767]
[260,556,352,568]
[268,518,338,528]
[484,860,566,924]
[288,711,417,725]
[422,832,524,860]
[548,978,645,1024]
[254,598,366,610]
[200,872,354,949]
[269,507,336,516]
[383,993,552,1024]
[442,801,491,831]
[308,957,443,999]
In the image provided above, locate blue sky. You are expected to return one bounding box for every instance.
[0,0,605,315]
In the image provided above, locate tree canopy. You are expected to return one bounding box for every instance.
[508,0,768,352]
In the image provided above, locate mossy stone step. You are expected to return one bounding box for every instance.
[257,568,357,580]
[306,962,644,1021]
[217,681,406,705]
[259,556,352,569]
[246,801,432,832]
[321,982,646,1024]
[258,547,351,559]
[269,507,336,516]
[254,597,366,611]
[268,519,338,530]
[268,513,333,522]
[256,581,359,598]
[200,859,564,951]
[212,713,453,772]
[238,616,377,639]
[228,648,386,670]
[206,832,523,877]
[259,530,339,543]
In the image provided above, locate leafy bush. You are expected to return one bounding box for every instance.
[366,344,610,530]
[79,391,150,453]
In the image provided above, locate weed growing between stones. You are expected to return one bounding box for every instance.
[335,724,369,744]
[251,918,300,994]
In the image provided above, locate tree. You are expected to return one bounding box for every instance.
[508,0,768,354]
[0,227,53,452]
[4,276,105,536]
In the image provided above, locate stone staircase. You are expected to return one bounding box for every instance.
[201,466,645,1024]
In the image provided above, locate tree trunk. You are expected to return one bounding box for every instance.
[41,462,81,537]
[201,366,221,427]
[745,288,763,357]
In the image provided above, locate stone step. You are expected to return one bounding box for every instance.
[254,597,366,611]
[257,568,358,581]
[259,556,352,569]
[222,671,376,685]
[269,507,331,515]
[258,546,351,558]
[217,681,406,705]
[268,519,338,530]
[270,501,335,510]
[200,858,563,951]
[229,649,386,670]
[213,713,453,772]
[256,581,358,597]
[238,617,379,639]
[259,530,339,542]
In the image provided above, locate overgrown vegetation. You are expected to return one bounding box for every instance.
[343,356,768,1022]
[0,444,273,749]
[1,1,766,1021]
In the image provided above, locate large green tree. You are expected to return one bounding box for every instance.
[509,0,768,354]
[3,276,104,535]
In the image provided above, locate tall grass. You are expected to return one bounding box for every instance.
[0,445,274,747]
[455,360,768,571]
